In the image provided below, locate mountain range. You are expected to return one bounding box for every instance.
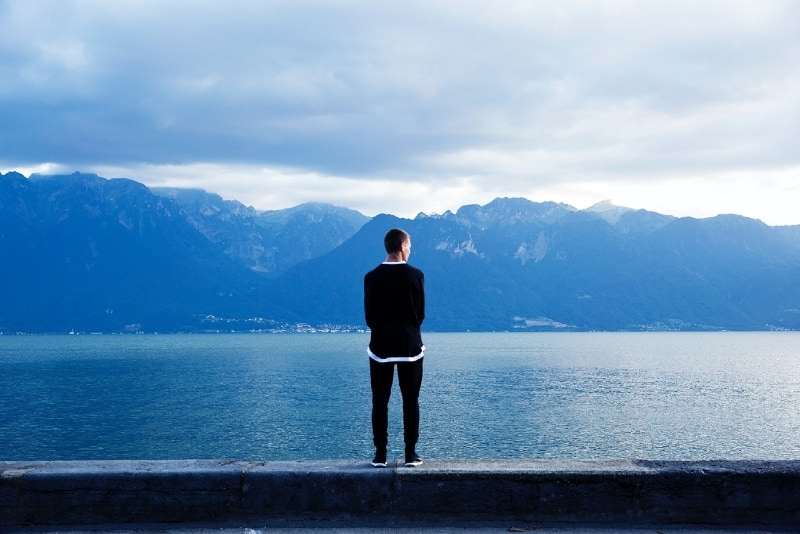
[2,171,799,333]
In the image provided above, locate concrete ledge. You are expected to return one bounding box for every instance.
[2,459,800,527]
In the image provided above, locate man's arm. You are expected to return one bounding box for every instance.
[364,273,376,329]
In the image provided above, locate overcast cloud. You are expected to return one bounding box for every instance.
[1,0,798,224]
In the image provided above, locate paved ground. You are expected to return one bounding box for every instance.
[3,522,789,533]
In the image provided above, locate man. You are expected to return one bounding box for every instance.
[364,228,425,467]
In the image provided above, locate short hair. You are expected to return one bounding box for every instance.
[384,228,410,254]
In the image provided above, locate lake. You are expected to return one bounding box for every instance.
[1,331,799,461]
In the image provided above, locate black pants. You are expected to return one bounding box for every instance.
[369,357,424,453]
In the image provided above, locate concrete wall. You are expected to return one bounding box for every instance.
[2,459,800,527]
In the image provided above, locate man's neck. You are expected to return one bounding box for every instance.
[384,253,405,263]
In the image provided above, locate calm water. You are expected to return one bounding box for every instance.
[1,332,799,461]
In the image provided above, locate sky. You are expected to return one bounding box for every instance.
[1,1,799,225]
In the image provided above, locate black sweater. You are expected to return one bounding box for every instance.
[364,262,425,360]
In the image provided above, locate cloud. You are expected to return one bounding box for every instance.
[1,0,799,224]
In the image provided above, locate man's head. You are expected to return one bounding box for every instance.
[384,228,411,257]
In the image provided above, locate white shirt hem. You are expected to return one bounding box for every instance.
[368,346,425,363]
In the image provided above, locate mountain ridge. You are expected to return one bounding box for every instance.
[2,171,799,333]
